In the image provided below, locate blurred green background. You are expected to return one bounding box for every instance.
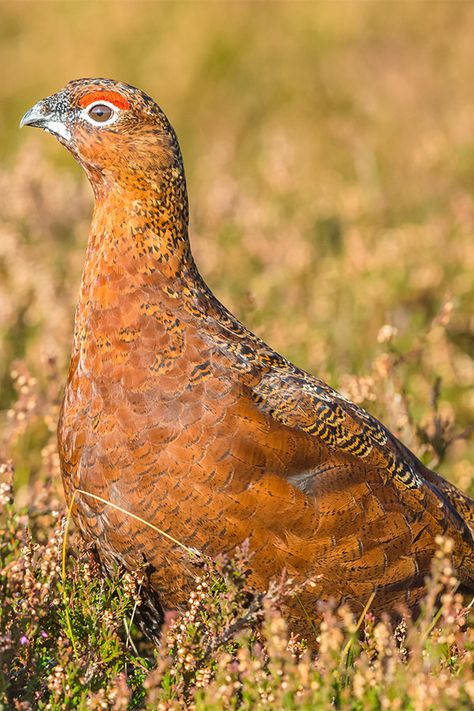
[0,0,473,494]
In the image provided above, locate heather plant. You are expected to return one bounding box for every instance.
[2,460,474,709]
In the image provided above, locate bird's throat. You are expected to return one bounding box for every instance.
[87,167,192,276]
[73,177,196,358]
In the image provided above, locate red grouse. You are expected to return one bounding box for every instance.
[21,79,474,639]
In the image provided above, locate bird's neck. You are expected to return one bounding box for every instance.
[89,161,192,276]
[73,172,201,353]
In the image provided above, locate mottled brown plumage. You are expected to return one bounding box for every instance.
[21,79,474,639]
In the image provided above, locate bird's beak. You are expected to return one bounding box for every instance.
[19,101,49,129]
[20,99,71,142]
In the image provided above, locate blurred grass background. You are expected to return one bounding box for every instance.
[0,0,473,496]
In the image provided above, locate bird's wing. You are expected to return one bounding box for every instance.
[203,304,474,543]
[244,363,474,592]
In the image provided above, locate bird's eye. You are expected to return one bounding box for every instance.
[87,104,114,123]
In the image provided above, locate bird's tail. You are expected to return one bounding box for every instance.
[429,471,474,536]
[424,468,474,590]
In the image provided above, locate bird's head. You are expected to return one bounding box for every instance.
[20,78,183,197]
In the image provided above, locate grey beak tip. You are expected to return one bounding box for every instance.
[19,101,50,130]
[20,106,38,129]
[19,97,71,142]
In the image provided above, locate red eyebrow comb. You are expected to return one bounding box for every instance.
[79,91,130,110]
